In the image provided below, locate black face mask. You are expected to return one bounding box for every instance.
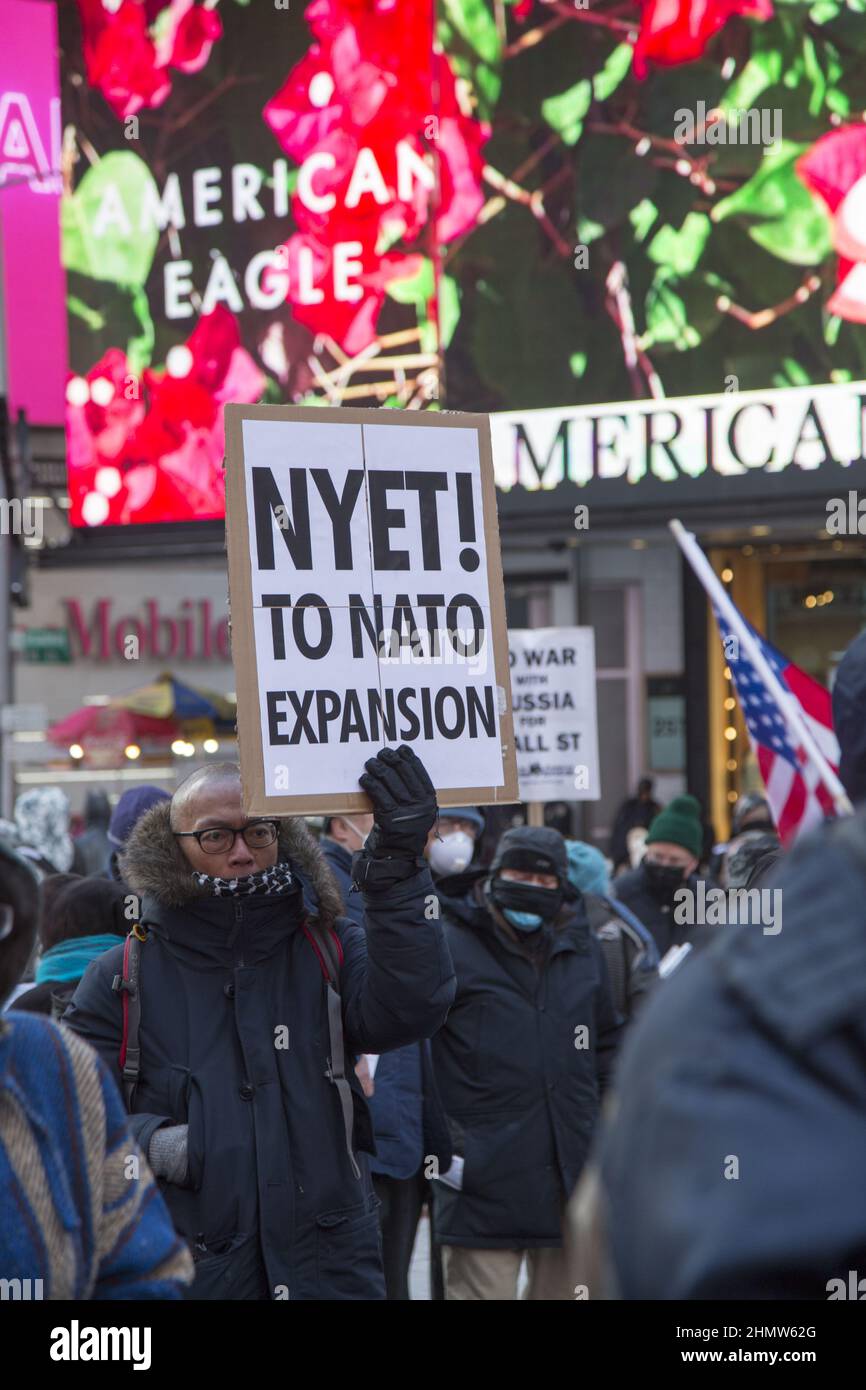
[643,859,687,899]
[488,876,563,926]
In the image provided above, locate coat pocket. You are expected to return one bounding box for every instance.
[460,1109,524,1197]
[163,1066,203,1192]
[186,1074,205,1191]
[187,1231,266,1301]
[315,1195,384,1300]
[167,1065,191,1122]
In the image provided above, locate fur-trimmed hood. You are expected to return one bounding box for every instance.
[120,802,345,933]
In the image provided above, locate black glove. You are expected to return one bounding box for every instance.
[352,746,438,891]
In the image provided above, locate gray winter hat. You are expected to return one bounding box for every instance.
[489,826,568,884]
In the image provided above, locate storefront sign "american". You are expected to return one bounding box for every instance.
[490,379,866,491]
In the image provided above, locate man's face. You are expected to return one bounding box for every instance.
[499,867,559,890]
[173,777,280,878]
[644,841,697,876]
[425,816,478,854]
[330,813,374,854]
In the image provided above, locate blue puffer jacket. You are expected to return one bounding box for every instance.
[320,836,452,1182]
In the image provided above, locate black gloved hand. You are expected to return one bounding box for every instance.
[361,745,438,858]
[351,746,438,892]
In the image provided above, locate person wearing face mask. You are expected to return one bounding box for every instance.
[430,826,622,1300]
[427,808,485,880]
[612,794,709,958]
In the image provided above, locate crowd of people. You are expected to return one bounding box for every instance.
[2,628,865,1301]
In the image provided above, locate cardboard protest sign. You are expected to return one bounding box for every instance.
[508,628,600,802]
[224,404,519,814]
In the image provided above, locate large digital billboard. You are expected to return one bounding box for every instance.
[57,0,866,526]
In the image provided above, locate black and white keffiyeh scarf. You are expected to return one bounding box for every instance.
[193,862,296,897]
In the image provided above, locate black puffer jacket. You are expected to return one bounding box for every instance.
[64,803,455,1301]
[431,872,622,1249]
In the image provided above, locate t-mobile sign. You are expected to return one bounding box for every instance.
[0,0,66,426]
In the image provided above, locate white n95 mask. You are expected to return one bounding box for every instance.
[429,831,474,877]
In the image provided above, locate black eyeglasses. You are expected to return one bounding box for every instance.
[173,821,279,855]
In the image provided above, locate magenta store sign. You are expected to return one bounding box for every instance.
[0,0,66,426]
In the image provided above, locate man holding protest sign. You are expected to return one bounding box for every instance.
[63,402,517,1301]
[64,744,456,1300]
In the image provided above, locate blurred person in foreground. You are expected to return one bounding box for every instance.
[0,841,192,1299]
[565,841,659,1021]
[431,826,621,1300]
[613,795,710,958]
[13,876,129,1019]
[569,795,866,1299]
[2,873,76,1010]
[64,748,454,1300]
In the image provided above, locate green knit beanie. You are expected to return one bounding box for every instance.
[645,794,703,859]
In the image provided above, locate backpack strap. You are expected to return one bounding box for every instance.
[302,920,359,1181]
[112,924,146,1109]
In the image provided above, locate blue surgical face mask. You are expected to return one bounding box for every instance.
[503,908,543,933]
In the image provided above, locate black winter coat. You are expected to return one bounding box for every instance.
[320,835,452,1181]
[597,807,866,1298]
[431,874,622,1248]
[64,803,455,1301]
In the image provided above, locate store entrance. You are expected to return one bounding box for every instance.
[707,537,866,840]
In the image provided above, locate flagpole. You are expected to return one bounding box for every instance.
[669,518,853,817]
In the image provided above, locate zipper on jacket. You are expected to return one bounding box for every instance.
[234,900,245,968]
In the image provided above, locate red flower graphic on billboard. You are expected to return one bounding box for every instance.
[66,308,263,525]
[798,126,866,323]
[633,0,773,78]
[271,221,425,355]
[263,0,489,352]
[77,0,222,120]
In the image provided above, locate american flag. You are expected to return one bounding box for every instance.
[713,605,840,844]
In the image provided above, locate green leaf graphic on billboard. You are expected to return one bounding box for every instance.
[593,43,633,102]
[386,257,460,353]
[542,80,591,146]
[62,151,160,289]
[647,214,711,276]
[438,0,502,120]
[712,142,832,265]
[642,269,733,352]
